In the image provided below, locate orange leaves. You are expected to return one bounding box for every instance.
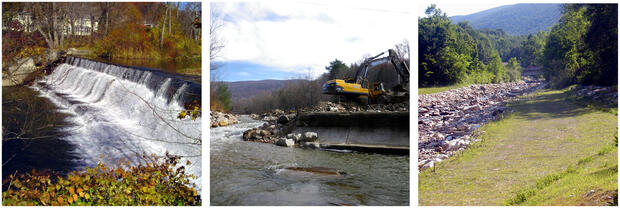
[69,187,75,195]
[2,153,200,206]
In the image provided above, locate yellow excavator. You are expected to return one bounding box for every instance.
[322,49,409,104]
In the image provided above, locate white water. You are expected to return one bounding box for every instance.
[32,61,201,189]
[209,115,264,152]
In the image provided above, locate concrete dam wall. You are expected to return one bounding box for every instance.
[294,112,410,154]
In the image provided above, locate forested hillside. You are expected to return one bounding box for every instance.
[419,4,616,88]
[225,79,300,101]
[419,5,521,87]
[450,4,561,35]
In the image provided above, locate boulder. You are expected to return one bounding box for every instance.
[276,138,295,147]
[300,142,320,149]
[242,129,254,140]
[2,57,37,86]
[250,114,259,120]
[277,115,289,124]
[286,133,302,143]
[420,160,434,171]
[259,129,271,137]
[441,139,470,152]
[302,132,318,142]
[218,118,229,126]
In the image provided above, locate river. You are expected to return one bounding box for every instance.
[210,115,410,206]
[2,57,202,190]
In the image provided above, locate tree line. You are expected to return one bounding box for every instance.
[543,4,617,87]
[419,4,617,88]
[419,5,521,87]
[2,2,201,67]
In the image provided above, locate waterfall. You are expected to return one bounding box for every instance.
[32,57,202,189]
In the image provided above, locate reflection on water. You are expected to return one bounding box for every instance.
[210,116,410,206]
[2,86,80,188]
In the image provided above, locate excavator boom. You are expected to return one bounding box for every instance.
[322,49,409,104]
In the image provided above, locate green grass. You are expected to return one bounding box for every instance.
[418,87,618,206]
[419,84,468,95]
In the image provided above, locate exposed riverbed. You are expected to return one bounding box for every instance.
[210,115,409,206]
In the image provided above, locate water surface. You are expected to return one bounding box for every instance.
[210,116,409,206]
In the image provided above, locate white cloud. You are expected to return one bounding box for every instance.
[213,1,412,79]
[237,71,250,76]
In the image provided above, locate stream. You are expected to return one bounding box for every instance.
[210,115,410,206]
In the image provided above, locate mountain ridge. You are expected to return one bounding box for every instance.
[450,3,562,35]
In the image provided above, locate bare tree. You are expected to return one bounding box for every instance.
[160,3,167,49]
[394,39,410,61]
[210,4,225,70]
[28,2,68,49]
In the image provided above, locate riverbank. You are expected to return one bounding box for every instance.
[418,80,545,168]
[419,86,618,205]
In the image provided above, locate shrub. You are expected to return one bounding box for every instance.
[2,153,200,206]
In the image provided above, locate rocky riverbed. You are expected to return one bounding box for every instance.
[418,81,546,170]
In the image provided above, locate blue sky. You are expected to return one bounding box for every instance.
[212,61,310,82]
[211,1,412,82]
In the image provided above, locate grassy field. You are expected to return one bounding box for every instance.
[418,84,467,95]
[418,87,618,206]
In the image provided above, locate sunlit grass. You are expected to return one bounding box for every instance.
[419,87,618,206]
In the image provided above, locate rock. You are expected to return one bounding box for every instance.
[250,114,259,120]
[211,111,238,128]
[218,118,229,126]
[287,133,302,143]
[2,57,38,86]
[276,138,295,147]
[441,139,470,152]
[302,132,318,142]
[277,115,289,124]
[243,128,256,140]
[457,125,468,131]
[420,160,434,170]
[259,129,271,137]
[300,142,320,149]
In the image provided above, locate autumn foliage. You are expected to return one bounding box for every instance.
[92,3,200,61]
[2,153,200,206]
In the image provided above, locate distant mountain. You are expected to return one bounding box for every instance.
[450,4,562,35]
[225,79,301,101]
